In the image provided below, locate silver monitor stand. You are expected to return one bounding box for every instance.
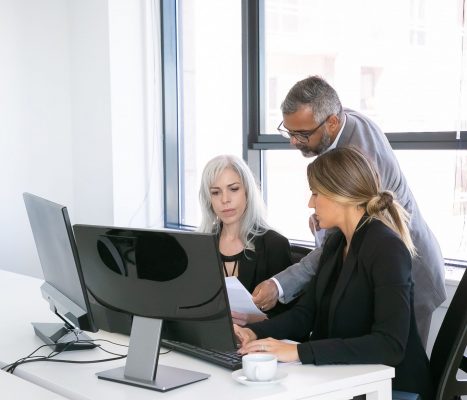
[96,316,210,392]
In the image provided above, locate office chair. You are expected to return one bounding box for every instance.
[393,269,467,400]
[290,244,312,264]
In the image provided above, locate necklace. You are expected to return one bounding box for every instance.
[220,251,243,277]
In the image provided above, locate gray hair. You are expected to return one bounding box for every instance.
[198,154,270,251]
[281,75,343,122]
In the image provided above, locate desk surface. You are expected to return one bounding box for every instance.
[0,369,68,400]
[0,269,394,400]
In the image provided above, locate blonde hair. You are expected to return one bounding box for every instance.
[307,147,416,256]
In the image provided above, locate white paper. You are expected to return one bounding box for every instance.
[225,277,266,316]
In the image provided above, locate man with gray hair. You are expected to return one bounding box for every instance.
[252,75,446,347]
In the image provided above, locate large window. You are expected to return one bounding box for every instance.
[250,0,467,261]
[261,0,466,133]
[161,0,242,229]
[263,149,467,261]
[162,0,467,262]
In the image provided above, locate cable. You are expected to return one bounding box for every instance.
[3,342,75,374]
[86,338,129,348]
[2,340,125,374]
[2,338,171,374]
[2,343,60,372]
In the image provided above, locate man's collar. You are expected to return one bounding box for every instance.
[324,113,346,153]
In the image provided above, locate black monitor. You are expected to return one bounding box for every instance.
[23,193,133,351]
[73,224,237,392]
[23,193,98,350]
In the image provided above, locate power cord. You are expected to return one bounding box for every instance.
[2,338,171,375]
[2,339,119,374]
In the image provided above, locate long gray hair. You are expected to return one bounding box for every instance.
[281,75,343,123]
[198,155,270,251]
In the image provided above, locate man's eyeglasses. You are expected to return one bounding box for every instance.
[277,116,330,144]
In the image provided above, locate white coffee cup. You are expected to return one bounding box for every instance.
[242,353,278,381]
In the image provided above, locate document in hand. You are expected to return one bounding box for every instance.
[225,277,266,316]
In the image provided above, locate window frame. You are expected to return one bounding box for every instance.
[243,0,467,151]
[160,0,467,266]
[161,0,182,229]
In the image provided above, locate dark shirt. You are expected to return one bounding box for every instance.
[314,244,343,340]
[248,218,434,399]
[219,229,293,317]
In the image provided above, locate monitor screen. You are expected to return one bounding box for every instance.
[23,193,132,351]
[23,193,97,349]
[73,224,237,391]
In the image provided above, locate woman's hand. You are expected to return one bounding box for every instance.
[238,337,300,363]
[231,311,268,326]
[233,324,257,348]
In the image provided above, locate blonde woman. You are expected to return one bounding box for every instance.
[235,147,433,399]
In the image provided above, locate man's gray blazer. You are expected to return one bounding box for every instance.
[275,108,447,338]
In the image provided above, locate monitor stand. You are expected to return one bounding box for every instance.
[32,322,96,351]
[96,316,210,392]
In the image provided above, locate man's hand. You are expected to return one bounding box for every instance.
[309,213,325,247]
[251,279,279,311]
[309,213,321,235]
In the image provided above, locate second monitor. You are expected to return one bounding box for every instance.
[73,224,238,391]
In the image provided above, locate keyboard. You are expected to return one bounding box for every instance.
[161,339,242,370]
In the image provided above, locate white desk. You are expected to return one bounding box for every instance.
[0,369,68,400]
[0,270,394,400]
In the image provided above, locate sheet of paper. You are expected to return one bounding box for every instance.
[225,276,265,316]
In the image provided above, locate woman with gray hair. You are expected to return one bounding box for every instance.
[199,154,292,322]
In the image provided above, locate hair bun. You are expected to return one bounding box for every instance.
[378,191,393,210]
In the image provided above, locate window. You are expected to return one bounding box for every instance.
[260,0,466,133]
[409,0,427,46]
[161,0,242,229]
[250,0,467,261]
[161,0,467,262]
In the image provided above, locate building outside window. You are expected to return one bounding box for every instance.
[261,0,466,261]
[162,0,467,262]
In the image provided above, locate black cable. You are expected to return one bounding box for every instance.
[6,354,127,374]
[4,341,77,374]
[2,342,61,373]
[2,338,171,374]
[85,338,129,348]
[2,339,124,374]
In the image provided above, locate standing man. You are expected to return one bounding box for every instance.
[252,75,446,347]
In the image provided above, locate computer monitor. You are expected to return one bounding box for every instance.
[73,224,237,392]
[23,193,133,350]
[23,193,98,350]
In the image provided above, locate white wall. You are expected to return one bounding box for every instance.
[0,0,163,278]
[106,0,164,228]
[69,0,114,226]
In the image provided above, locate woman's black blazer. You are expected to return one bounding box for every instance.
[249,218,433,399]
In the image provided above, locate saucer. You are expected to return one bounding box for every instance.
[231,369,288,386]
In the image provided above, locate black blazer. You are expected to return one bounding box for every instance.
[249,218,433,399]
[237,229,293,317]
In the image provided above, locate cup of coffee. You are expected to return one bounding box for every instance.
[242,353,277,381]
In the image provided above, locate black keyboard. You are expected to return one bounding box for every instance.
[161,339,242,370]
